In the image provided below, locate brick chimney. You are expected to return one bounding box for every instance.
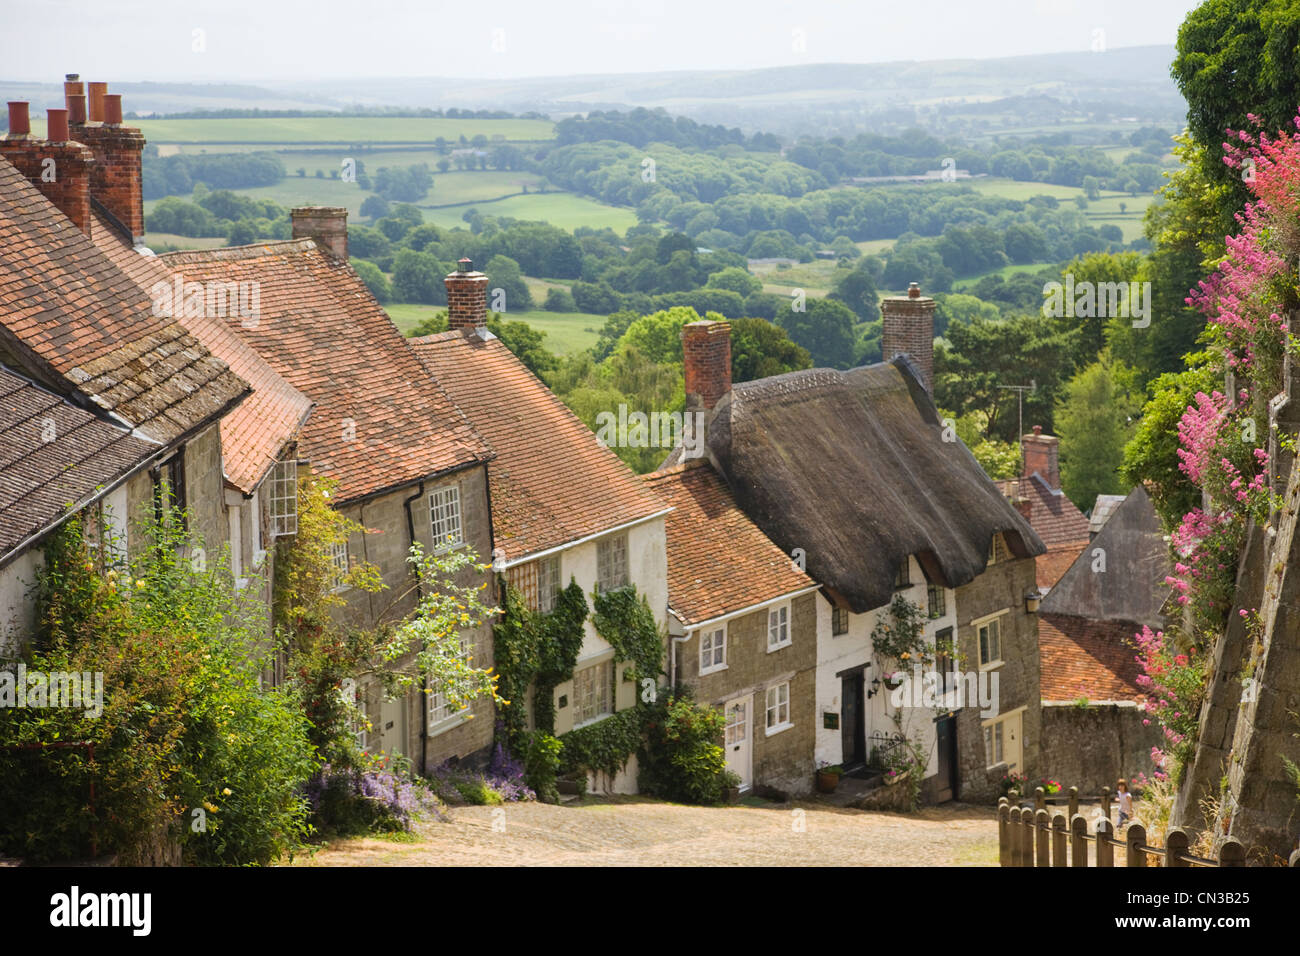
[445,258,489,332]
[1,103,94,235]
[1023,425,1060,490]
[67,79,147,240]
[291,206,349,260]
[881,281,935,393]
[682,319,732,411]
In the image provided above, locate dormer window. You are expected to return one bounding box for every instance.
[894,558,911,590]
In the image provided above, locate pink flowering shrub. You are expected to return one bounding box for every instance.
[1133,626,1206,780]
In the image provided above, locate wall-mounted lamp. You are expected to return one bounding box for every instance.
[1024,589,1042,614]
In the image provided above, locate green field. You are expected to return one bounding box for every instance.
[952,262,1055,290]
[384,303,602,355]
[751,258,847,298]
[108,116,555,144]
[143,232,228,251]
[418,192,638,232]
[964,177,1086,201]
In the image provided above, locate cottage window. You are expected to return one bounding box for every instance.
[153,450,189,533]
[978,615,1004,667]
[700,626,726,674]
[537,554,561,613]
[984,720,1004,767]
[927,583,946,618]
[596,533,629,593]
[329,540,349,591]
[934,627,955,693]
[767,603,791,651]
[572,659,614,727]
[988,533,1010,564]
[429,636,473,728]
[269,459,298,537]
[428,485,463,552]
[506,560,539,610]
[765,682,791,734]
[352,696,369,751]
[894,558,910,589]
[983,710,1023,770]
[832,605,849,636]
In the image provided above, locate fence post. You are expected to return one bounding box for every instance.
[1034,786,1046,813]
[1052,813,1067,867]
[1021,806,1035,867]
[1071,814,1088,867]
[1035,809,1050,866]
[1100,786,1111,823]
[1218,839,1245,867]
[1068,786,1079,821]
[998,800,1010,867]
[1126,823,1147,867]
[1165,828,1190,868]
[1096,817,1114,867]
[1008,807,1022,866]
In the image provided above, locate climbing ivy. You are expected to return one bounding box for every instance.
[591,586,664,686]
[559,708,644,780]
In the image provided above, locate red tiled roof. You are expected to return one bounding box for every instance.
[1037,544,1086,592]
[643,461,816,627]
[996,474,1091,550]
[0,364,157,561]
[0,158,249,445]
[1039,612,1146,703]
[411,329,667,560]
[91,214,313,494]
[157,241,490,502]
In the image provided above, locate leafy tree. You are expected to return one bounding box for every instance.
[729,317,812,382]
[778,297,856,369]
[351,259,392,303]
[705,266,761,297]
[226,220,257,246]
[391,249,447,305]
[830,258,880,322]
[543,287,577,312]
[483,254,534,312]
[1054,354,1142,511]
[360,195,390,220]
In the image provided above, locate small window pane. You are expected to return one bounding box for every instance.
[597,534,628,593]
[270,460,298,537]
[429,486,463,552]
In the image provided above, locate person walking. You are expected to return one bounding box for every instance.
[1116,779,1134,828]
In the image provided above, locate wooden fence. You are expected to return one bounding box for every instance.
[997,788,1244,868]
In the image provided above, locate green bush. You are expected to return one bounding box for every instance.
[524,731,563,804]
[638,693,738,804]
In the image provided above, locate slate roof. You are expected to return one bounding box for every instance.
[91,212,314,494]
[411,328,667,562]
[643,461,816,627]
[1089,494,1128,535]
[0,364,157,562]
[1039,613,1146,703]
[698,356,1046,613]
[157,241,491,503]
[0,157,249,446]
[1039,486,1171,627]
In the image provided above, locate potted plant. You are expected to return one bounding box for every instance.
[815,761,844,793]
[882,671,905,691]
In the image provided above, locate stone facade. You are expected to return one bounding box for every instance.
[676,591,819,796]
[953,547,1040,803]
[1039,701,1161,795]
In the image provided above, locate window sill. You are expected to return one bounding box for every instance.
[572,712,615,732]
[766,640,792,654]
[700,663,728,676]
[765,721,793,737]
[431,540,467,556]
[428,708,471,737]
[979,659,1004,672]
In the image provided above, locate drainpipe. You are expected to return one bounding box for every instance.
[402,480,427,775]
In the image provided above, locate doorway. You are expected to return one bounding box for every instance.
[934,712,958,803]
[840,670,865,769]
[723,695,752,790]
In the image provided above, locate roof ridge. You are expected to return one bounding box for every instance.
[159,238,317,265]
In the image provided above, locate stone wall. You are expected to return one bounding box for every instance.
[1039,701,1162,795]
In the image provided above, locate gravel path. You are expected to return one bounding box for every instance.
[291,797,998,867]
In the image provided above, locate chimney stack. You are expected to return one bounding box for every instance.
[682,319,732,411]
[290,205,349,260]
[1022,425,1061,491]
[445,258,489,332]
[0,103,94,235]
[65,81,146,240]
[881,281,935,394]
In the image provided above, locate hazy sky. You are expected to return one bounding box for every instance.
[2,0,1202,83]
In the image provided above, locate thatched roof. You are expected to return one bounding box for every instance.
[702,356,1046,613]
[1039,485,1171,627]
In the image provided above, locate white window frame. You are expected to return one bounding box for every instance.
[767,602,791,652]
[699,625,727,675]
[765,681,792,735]
[976,610,1007,669]
[428,636,473,731]
[428,484,464,553]
[538,553,561,613]
[982,707,1025,770]
[832,605,849,636]
[328,539,349,592]
[269,459,298,537]
[596,533,629,593]
[572,657,615,728]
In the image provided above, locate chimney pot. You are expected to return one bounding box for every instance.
[7,102,30,137]
[908,282,921,299]
[47,109,70,143]
[103,94,123,126]
[68,94,87,126]
[87,82,106,123]
[682,319,732,412]
[1032,424,1042,435]
[458,257,472,272]
[291,206,349,260]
